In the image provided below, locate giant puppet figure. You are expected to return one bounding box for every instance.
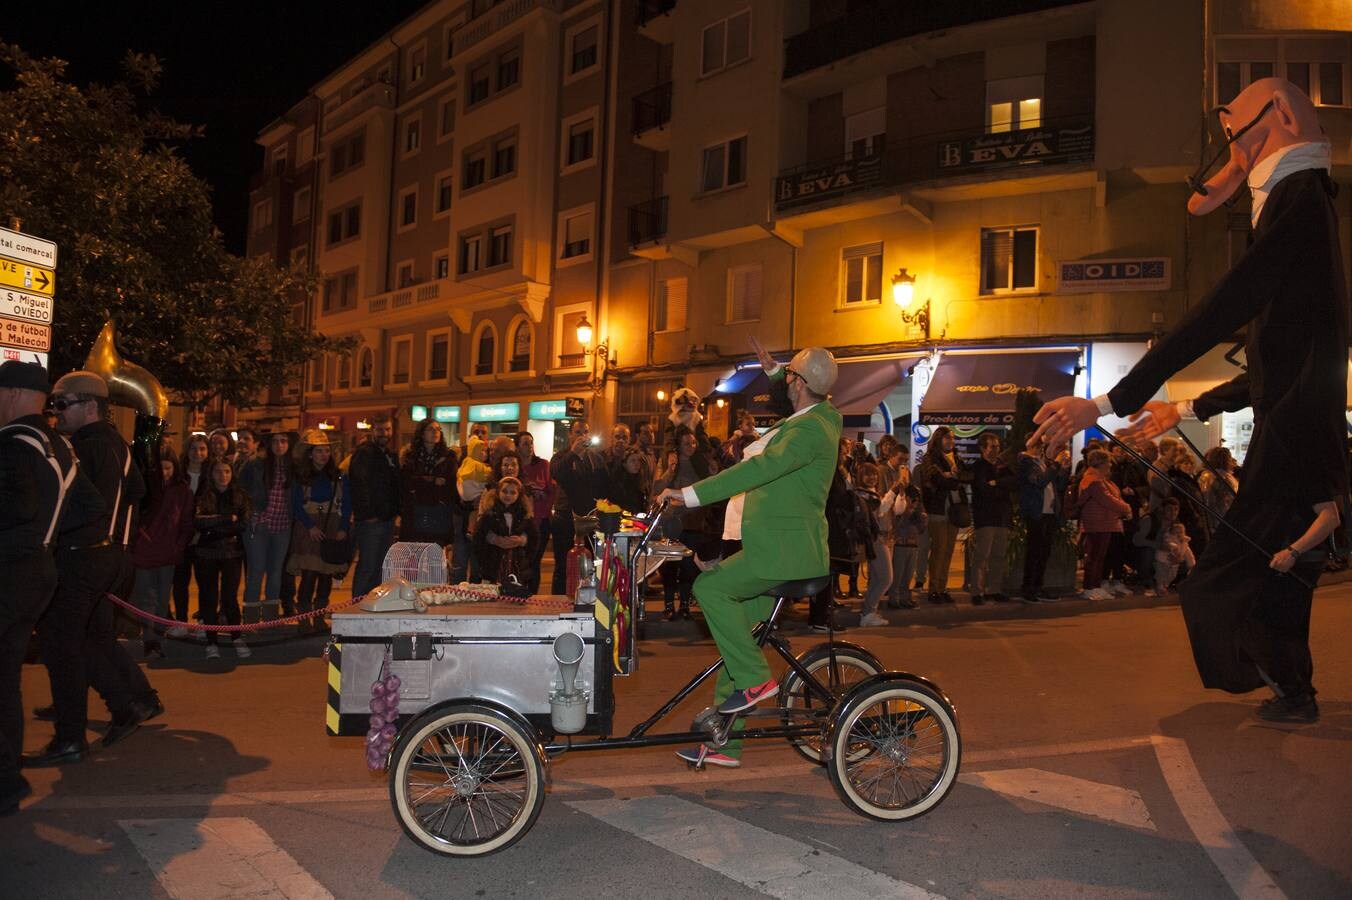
[1030,79,1347,724]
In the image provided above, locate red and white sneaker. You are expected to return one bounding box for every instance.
[675,745,741,768]
[717,678,778,715]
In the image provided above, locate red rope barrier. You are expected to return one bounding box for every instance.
[104,592,364,634]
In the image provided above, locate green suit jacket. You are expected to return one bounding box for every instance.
[692,397,843,580]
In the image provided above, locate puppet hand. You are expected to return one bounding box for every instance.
[657,488,686,507]
[748,335,776,373]
[1029,396,1100,449]
[1116,401,1181,444]
[1269,548,1298,573]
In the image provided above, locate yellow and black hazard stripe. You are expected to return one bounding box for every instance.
[326,641,343,735]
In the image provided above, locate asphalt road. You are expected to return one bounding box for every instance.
[4,583,1350,899]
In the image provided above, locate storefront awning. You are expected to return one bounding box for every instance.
[920,350,1079,426]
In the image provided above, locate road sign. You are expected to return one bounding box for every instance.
[0,315,51,352]
[0,257,54,296]
[2,288,53,324]
[0,226,58,269]
[0,345,48,368]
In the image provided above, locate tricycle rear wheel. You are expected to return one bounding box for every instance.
[778,644,882,764]
[389,703,545,856]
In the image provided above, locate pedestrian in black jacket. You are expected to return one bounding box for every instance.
[194,459,251,658]
[348,415,400,598]
[969,433,1018,603]
[548,420,609,593]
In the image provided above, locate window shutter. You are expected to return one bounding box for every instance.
[981,229,1013,292]
[729,266,762,321]
[658,277,688,331]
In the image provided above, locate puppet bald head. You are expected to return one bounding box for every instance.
[1187,78,1324,216]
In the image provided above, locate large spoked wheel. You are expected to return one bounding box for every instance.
[827,676,960,821]
[778,644,882,764]
[389,703,545,856]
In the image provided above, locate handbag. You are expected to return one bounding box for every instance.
[412,504,454,535]
[947,492,973,528]
[316,484,354,566]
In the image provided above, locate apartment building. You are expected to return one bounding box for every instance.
[603,0,1351,459]
[244,0,616,454]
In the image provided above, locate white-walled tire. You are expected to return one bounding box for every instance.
[389,704,545,856]
[827,676,960,821]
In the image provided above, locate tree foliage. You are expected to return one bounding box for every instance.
[0,43,344,410]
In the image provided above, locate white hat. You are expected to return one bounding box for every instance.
[787,347,838,395]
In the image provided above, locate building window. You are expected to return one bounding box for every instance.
[252,199,273,233]
[404,117,422,156]
[701,136,747,193]
[390,336,412,386]
[438,94,456,137]
[321,270,358,313]
[464,148,487,189]
[727,264,762,322]
[570,24,599,76]
[840,242,883,306]
[329,129,365,178]
[293,186,311,222]
[468,64,490,105]
[409,44,426,85]
[489,225,512,267]
[497,48,520,90]
[986,75,1043,134]
[397,261,416,288]
[271,143,288,175]
[290,244,309,270]
[555,306,589,367]
[307,356,325,393]
[459,234,483,274]
[427,331,450,381]
[492,136,516,179]
[336,352,352,390]
[475,324,496,375]
[559,208,593,262]
[509,320,532,372]
[845,108,885,159]
[565,117,595,168]
[435,173,453,215]
[980,226,1038,294]
[327,203,361,246]
[357,347,374,388]
[435,254,450,279]
[398,187,418,231]
[701,9,751,77]
[296,127,315,165]
[656,277,688,332]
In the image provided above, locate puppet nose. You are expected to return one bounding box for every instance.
[1187,158,1248,215]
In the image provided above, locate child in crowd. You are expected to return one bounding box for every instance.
[456,436,493,581]
[1152,522,1196,596]
[194,459,251,659]
[473,476,537,590]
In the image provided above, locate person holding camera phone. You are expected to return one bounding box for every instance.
[1017,436,1070,603]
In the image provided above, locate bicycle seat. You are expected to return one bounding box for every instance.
[767,576,829,598]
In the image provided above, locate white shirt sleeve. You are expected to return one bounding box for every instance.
[1092,394,1114,417]
[681,485,702,508]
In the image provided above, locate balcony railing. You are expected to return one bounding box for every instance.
[774,116,1094,215]
[454,0,563,57]
[627,196,669,246]
[783,0,1084,79]
[632,82,672,135]
[323,81,395,136]
[558,352,585,369]
[636,0,676,27]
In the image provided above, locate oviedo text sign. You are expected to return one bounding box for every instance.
[2,289,52,324]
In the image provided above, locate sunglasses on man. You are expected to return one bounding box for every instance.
[47,395,96,412]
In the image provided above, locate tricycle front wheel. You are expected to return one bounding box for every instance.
[389,703,545,856]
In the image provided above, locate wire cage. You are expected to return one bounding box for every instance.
[381,542,449,588]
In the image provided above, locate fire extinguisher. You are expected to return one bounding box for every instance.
[565,530,592,598]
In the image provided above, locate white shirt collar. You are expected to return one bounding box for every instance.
[1247,140,1331,226]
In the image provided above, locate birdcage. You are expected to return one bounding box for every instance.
[381,542,448,588]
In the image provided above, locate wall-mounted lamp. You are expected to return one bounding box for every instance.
[891,267,930,339]
[715,397,726,408]
[656,389,667,402]
[575,313,615,396]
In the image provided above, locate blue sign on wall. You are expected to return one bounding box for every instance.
[1058,257,1170,293]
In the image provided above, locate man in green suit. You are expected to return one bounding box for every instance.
[658,347,842,768]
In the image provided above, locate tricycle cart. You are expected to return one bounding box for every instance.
[327,504,961,857]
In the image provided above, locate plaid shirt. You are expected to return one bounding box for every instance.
[256,463,291,531]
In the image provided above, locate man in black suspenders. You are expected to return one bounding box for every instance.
[25,371,162,768]
[0,362,93,813]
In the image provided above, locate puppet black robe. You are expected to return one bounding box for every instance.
[1108,167,1348,695]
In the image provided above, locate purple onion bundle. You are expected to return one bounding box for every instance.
[365,662,402,771]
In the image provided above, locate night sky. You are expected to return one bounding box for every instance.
[1,1,427,254]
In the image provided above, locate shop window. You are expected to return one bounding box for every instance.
[980,226,1038,294]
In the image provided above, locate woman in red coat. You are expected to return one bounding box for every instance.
[1077,449,1132,601]
[130,453,196,657]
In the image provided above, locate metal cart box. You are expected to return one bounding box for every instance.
[326,600,613,739]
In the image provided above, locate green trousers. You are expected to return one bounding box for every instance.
[693,551,782,758]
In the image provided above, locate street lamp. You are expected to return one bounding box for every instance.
[575,313,614,396]
[891,267,930,339]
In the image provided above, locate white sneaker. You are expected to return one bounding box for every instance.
[1143,588,1160,598]
[205,645,221,659]
[233,637,251,659]
[165,625,189,638]
[859,612,889,627]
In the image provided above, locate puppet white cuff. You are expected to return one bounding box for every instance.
[681,486,702,508]
[1092,394,1114,417]
[1176,400,1196,420]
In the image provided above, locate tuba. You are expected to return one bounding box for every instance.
[84,320,170,505]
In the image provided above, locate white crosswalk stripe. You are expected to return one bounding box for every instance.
[960,767,1156,830]
[568,794,946,900]
[119,817,332,900]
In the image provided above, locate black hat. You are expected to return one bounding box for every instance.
[0,361,51,393]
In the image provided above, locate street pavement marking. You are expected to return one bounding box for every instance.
[22,735,1159,812]
[1151,736,1288,900]
[960,768,1156,830]
[567,795,946,900]
[119,817,333,900]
